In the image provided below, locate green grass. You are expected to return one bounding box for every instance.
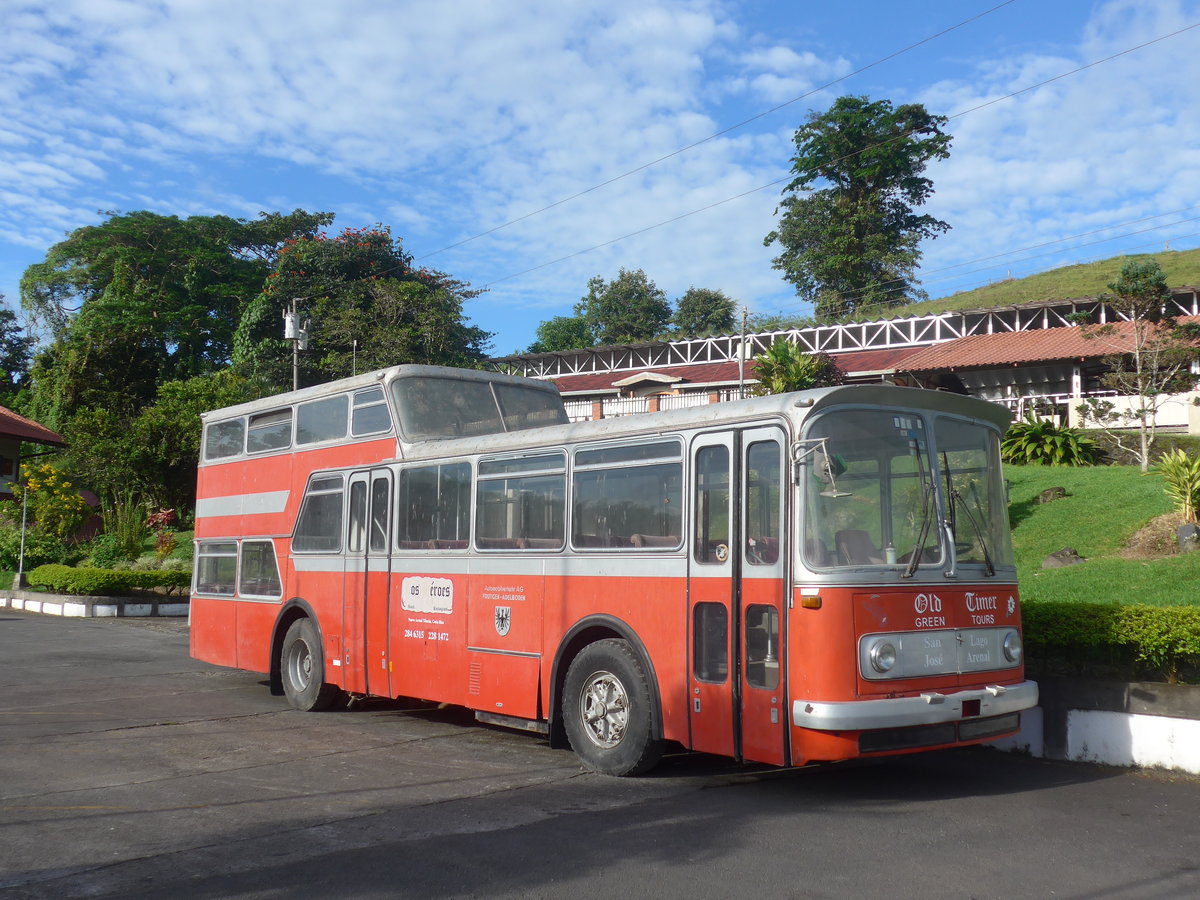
[848,248,1200,321]
[1007,463,1200,607]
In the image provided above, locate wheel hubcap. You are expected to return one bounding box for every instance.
[579,669,629,748]
[288,640,312,691]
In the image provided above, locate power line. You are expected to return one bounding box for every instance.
[481,19,1199,296]
[414,0,1019,262]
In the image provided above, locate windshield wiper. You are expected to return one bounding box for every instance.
[948,486,996,577]
[902,440,936,579]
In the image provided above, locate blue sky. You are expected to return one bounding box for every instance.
[2,0,1198,356]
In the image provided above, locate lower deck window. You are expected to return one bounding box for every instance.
[195,541,237,595]
[238,540,282,598]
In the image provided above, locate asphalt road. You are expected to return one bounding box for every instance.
[1,610,1198,899]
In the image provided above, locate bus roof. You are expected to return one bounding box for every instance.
[199,364,564,423]
[395,384,1012,462]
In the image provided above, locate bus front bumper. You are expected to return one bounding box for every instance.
[792,680,1039,732]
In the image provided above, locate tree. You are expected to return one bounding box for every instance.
[526,315,596,354]
[749,340,844,396]
[576,268,672,345]
[20,209,331,425]
[1075,259,1200,472]
[765,95,952,322]
[672,287,737,337]
[0,301,32,407]
[54,370,259,513]
[232,226,490,390]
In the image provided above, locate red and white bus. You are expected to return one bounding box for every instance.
[190,365,1037,775]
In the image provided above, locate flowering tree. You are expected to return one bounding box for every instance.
[1075,260,1200,472]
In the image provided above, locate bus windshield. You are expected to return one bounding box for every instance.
[802,408,1012,572]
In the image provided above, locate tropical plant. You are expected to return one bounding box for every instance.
[1001,414,1101,466]
[9,462,91,540]
[102,492,149,562]
[748,340,844,396]
[1155,448,1200,524]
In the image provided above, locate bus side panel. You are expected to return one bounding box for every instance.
[788,586,858,766]
[466,566,543,720]
[190,597,239,669]
[387,569,470,707]
[235,601,283,675]
[541,566,690,747]
[283,564,350,690]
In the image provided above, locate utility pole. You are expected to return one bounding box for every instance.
[283,299,310,391]
[738,306,748,399]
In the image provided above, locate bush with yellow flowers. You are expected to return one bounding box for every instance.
[10,463,91,541]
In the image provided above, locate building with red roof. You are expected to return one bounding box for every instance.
[0,406,66,498]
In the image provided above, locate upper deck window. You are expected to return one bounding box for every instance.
[246,409,292,453]
[391,375,566,441]
[351,387,392,436]
[297,395,349,445]
[204,419,245,460]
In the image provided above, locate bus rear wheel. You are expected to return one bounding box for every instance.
[562,639,662,776]
[281,618,338,711]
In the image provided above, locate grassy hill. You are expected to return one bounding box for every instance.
[1007,463,1200,607]
[855,247,1200,321]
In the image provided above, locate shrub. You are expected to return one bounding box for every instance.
[9,463,91,540]
[1023,599,1200,683]
[0,526,78,570]
[1001,414,1101,466]
[85,533,126,569]
[1155,448,1200,524]
[102,492,149,561]
[26,564,191,596]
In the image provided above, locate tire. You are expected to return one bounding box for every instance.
[280,618,338,711]
[562,638,663,776]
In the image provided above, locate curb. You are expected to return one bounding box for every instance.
[0,590,188,618]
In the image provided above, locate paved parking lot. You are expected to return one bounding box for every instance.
[3,610,1199,899]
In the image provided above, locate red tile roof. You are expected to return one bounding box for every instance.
[0,406,66,446]
[901,318,1200,372]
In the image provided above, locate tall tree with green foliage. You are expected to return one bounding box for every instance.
[1076,259,1200,472]
[576,268,672,345]
[20,209,331,425]
[749,340,844,396]
[0,300,32,407]
[672,287,737,337]
[232,225,490,390]
[765,95,952,322]
[526,315,596,354]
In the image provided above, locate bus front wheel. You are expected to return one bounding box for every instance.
[280,618,338,711]
[562,639,662,776]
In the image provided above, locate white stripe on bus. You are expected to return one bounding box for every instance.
[196,490,290,519]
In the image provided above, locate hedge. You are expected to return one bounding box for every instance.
[27,564,191,597]
[1023,600,1200,684]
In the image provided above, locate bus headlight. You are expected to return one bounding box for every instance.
[869,639,898,674]
[1003,630,1022,664]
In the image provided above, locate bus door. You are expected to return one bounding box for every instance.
[688,427,788,765]
[344,468,393,697]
